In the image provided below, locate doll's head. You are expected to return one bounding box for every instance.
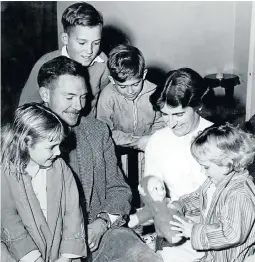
[139,176,166,203]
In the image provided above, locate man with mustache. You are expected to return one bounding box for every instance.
[35,55,163,262]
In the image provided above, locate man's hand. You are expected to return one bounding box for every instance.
[129,135,150,151]
[128,214,139,228]
[169,215,194,239]
[88,219,108,252]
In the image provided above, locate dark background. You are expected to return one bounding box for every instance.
[1,1,58,125]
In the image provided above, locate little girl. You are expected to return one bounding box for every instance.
[161,124,255,262]
[1,103,86,262]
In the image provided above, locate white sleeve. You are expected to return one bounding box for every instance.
[61,253,80,259]
[144,134,163,180]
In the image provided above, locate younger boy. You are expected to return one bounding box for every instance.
[97,44,165,180]
[97,44,165,151]
[19,2,109,115]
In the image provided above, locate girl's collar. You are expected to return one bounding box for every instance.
[25,162,40,178]
[215,169,249,189]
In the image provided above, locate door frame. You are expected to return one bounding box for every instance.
[246,1,255,120]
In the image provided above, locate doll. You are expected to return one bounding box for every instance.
[128,175,184,244]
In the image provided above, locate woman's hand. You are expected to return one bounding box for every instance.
[169,215,194,239]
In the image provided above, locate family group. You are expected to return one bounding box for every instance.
[2,2,255,262]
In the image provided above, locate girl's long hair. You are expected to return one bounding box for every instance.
[1,103,65,179]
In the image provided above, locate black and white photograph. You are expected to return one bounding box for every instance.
[1,1,255,262]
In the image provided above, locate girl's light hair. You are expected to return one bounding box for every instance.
[1,103,65,179]
[191,123,255,172]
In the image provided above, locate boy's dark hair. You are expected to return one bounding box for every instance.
[37,56,85,88]
[108,44,145,83]
[62,2,103,33]
[150,68,208,112]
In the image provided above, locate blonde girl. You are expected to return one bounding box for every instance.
[164,124,255,262]
[1,103,86,262]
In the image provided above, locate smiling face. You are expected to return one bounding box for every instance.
[62,25,102,67]
[40,74,87,126]
[161,104,200,137]
[147,177,166,202]
[27,138,62,168]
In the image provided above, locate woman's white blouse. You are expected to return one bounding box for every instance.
[144,117,213,201]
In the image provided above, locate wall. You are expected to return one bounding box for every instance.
[233,1,252,105]
[246,1,255,120]
[57,1,251,105]
[2,1,58,124]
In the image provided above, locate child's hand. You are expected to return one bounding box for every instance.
[169,215,194,239]
[129,135,150,151]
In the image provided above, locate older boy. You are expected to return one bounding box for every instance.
[19,2,109,115]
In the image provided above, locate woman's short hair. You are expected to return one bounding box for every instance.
[150,68,208,111]
[191,123,255,172]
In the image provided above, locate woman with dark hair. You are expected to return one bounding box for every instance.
[144,68,213,260]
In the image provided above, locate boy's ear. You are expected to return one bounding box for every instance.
[143,69,148,80]
[39,87,50,104]
[108,76,115,84]
[61,32,69,46]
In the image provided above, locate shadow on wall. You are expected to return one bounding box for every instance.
[101,24,169,88]
[146,67,168,87]
[101,25,132,56]
[100,25,246,125]
[201,94,246,125]
[1,1,58,126]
